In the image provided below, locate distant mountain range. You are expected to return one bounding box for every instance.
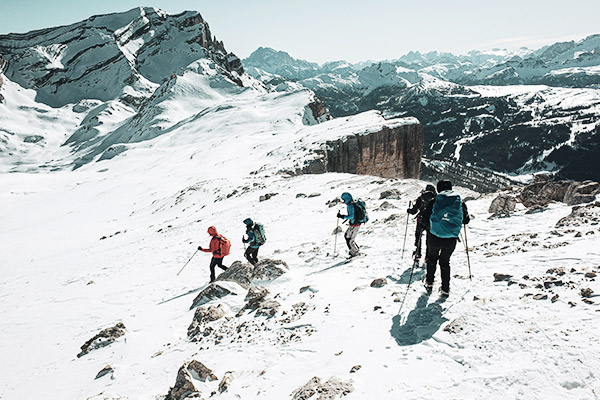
[243,38,600,181]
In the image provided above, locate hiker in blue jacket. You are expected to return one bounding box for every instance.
[421,180,470,296]
[242,218,261,265]
[337,192,362,258]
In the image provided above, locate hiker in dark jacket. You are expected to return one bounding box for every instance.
[407,184,437,260]
[242,218,262,265]
[198,226,228,282]
[337,192,362,258]
[421,180,470,296]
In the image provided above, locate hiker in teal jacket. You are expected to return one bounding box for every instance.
[337,192,362,257]
[242,218,261,265]
[421,180,470,296]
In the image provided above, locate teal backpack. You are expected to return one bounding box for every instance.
[353,199,369,224]
[429,191,463,238]
[253,222,267,245]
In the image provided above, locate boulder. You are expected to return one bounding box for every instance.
[188,304,226,339]
[216,261,254,288]
[95,365,114,379]
[488,194,517,214]
[190,283,237,310]
[77,322,126,358]
[564,181,600,205]
[252,258,289,281]
[370,278,387,288]
[291,376,354,400]
[219,372,234,393]
[380,189,402,199]
[165,360,215,400]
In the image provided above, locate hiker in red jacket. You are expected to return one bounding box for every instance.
[198,226,228,282]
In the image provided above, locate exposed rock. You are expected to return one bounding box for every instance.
[533,294,548,300]
[525,205,548,214]
[190,283,237,310]
[165,361,208,400]
[581,288,594,298]
[493,273,513,282]
[551,294,559,303]
[380,189,402,199]
[246,286,270,307]
[303,121,422,179]
[378,201,396,210]
[543,280,564,289]
[332,226,343,234]
[519,179,600,208]
[556,202,600,228]
[255,300,281,317]
[488,194,517,214]
[23,135,45,143]
[384,214,401,223]
[370,278,387,288]
[443,317,466,334]
[349,365,361,373]
[215,260,254,288]
[218,372,234,393]
[188,304,227,339]
[291,376,354,400]
[564,181,600,205]
[308,192,321,198]
[252,258,289,281]
[305,98,332,125]
[188,360,218,382]
[585,272,597,278]
[546,267,566,276]
[326,197,342,207]
[95,365,114,379]
[77,322,126,358]
[296,193,307,198]
[259,193,278,202]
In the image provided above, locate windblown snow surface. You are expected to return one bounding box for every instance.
[1,68,600,400]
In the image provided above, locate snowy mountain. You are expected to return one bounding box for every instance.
[243,36,600,181]
[2,9,600,400]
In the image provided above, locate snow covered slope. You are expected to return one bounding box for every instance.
[1,111,600,399]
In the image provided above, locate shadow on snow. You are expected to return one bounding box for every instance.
[390,292,448,346]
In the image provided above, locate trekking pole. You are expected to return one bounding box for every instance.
[463,225,472,281]
[333,215,340,257]
[401,201,411,260]
[177,249,198,276]
[396,256,418,316]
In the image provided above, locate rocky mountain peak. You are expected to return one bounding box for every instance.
[0,7,244,107]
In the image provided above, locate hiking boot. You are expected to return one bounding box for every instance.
[440,288,450,297]
[424,282,433,294]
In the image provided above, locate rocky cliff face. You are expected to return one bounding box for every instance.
[302,120,422,179]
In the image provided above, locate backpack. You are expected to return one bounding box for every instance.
[217,235,231,256]
[429,191,463,238]
[352,199,369,224]
[253,222,267,245]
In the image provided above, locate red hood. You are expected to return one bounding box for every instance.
[207,226,219,236]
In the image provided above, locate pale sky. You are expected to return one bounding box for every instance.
[0,0,598,64]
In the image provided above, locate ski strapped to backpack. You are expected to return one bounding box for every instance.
[217,235,231,256]
[253,222,267,245]
[352,199,369,224]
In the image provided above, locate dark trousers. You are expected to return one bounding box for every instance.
[414,223,426,257]
[425,233,457,292]
[244,246,259,265]
[209,257,227,282]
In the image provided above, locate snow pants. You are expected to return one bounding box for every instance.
[244,246,260,266]
[425,233,457,292]
[414,223,426,258]
[344,225,360,257]
[209,257,227,282]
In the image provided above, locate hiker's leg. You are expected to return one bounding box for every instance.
[216,257,227,271]
[347,225,360,256]
[251,247,259,264]
[209,257,218,282]
[426,233,442,284]
[439,238,457,292]
[244,247,253,263]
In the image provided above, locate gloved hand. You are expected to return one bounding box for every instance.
[198,246,203,251]
[407,208,411,213]
[242,237,247,243]
[337,212,343,218]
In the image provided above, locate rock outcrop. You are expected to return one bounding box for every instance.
[165,360,217,400]
[77,322,126,358]
[321,122,423,179]
[488,194,517,217]
[291,376,354,400]
[518,175,600,207]
[190,283,238,310]
[188,304,227,339]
